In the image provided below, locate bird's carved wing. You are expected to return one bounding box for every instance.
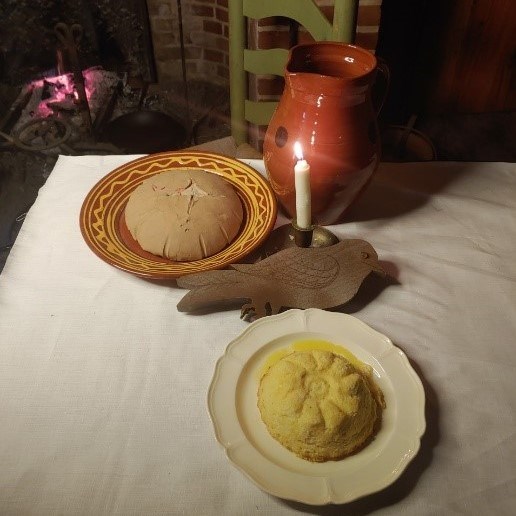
[231,246,340,289]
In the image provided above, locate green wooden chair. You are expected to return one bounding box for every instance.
[228,0,359,146]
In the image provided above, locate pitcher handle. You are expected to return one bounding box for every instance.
[373,57,390,115]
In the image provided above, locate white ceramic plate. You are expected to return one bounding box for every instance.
[208,309,426,505]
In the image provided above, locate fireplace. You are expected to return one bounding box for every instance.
[0,0,233,155]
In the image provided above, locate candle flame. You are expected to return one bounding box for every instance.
[294,141,303,160]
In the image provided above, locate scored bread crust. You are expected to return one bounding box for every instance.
[125,169,243,261]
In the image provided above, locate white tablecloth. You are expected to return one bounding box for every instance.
[1,156,515,515]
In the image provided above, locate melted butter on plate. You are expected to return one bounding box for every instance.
[259,339,370,379]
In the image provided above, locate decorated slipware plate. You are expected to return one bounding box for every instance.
[79,151,277,279]
[208,309,426,505]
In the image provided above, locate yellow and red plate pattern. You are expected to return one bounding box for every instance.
[79,151,277,279]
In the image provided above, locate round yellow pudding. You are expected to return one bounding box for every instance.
[258,349,384,462]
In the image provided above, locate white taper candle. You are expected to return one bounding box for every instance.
[294,141,311,229]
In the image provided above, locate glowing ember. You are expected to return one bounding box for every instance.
[29,70,96,117]
[12,68,121,145]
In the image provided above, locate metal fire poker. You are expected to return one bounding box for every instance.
[54,22,92,133]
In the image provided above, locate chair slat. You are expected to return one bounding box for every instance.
[243,0,333,41]
[244,49,289,76]
[244,100,278,126]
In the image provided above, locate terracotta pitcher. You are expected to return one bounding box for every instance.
[263,42,388,225]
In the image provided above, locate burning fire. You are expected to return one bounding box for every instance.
[30,70,94,117]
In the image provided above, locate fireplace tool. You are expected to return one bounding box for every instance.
[54,22,92,133]
[100,0,189,154]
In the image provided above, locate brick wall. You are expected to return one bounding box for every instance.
[147,0,230,88]
[147,0,382,147]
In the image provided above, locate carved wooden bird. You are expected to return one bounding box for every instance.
[176,239,385,319]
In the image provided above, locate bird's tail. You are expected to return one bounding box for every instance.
[176,269,248,312]
[176,269,241,289]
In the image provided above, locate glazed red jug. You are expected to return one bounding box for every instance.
[263,42,388,225]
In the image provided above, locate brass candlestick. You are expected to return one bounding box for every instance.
[291,220,313,247]
[245,219,340,262]
[291,219,340,248]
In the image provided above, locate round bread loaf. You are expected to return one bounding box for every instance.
[125,169,243,261]
[258,350,384,462]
